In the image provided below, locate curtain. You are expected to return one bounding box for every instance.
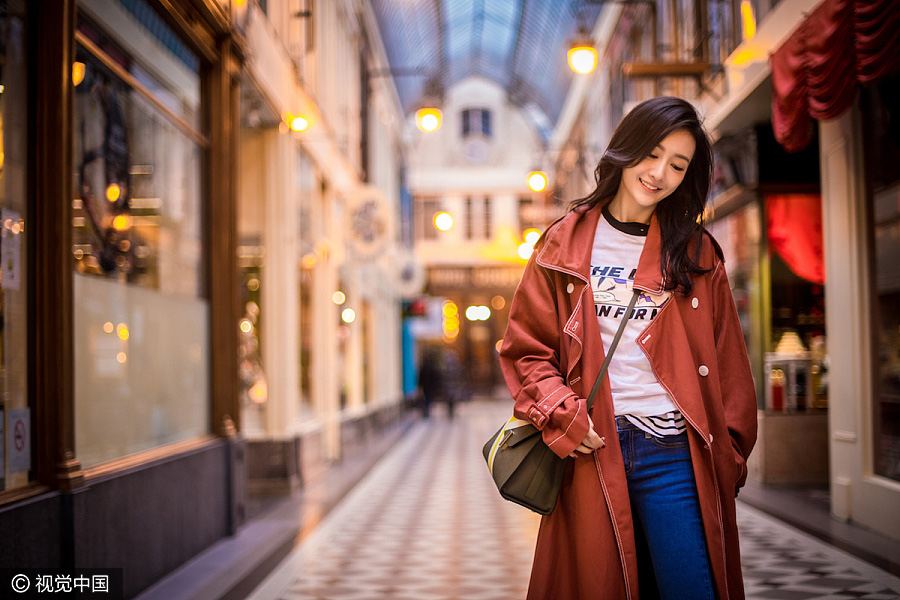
[766,194,825,284]
[770,0,900,152]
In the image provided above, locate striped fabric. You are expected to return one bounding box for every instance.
[624,411,687,437]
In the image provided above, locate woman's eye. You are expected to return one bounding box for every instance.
[648,153,658,159]
[672,164,685,172]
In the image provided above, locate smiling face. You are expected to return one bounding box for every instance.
[610,129,696,224]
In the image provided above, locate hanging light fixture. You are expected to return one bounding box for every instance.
[415,107,442,133]
[568,4,597,75]
[415,77,444,133]
[568,43,598,75]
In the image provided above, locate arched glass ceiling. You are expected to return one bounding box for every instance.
[370,0,602,135]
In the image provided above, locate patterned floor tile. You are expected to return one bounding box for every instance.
[247,401,900,600]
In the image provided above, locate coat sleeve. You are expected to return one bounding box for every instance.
[711,261,758,492]
[498,251,590,460]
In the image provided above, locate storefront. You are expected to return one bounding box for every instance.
[703,0,900,539]
[422,265,523,394]
[708,124,830,485]
[0,0,244,594]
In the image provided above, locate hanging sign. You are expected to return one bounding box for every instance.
[8,408,30,474]
[347,186,390,259]
[393,249,425,299]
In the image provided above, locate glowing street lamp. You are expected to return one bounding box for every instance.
[528,171,548,193]
[416,107,442,133]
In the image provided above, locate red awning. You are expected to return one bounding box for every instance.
[770,0,900,152]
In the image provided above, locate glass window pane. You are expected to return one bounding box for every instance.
[481,109,491,137]
[872,184,900,482]
[72,2,208,469]
[862,77,900,483]
[0,0,29,491]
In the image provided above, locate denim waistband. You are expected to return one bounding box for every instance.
[615,415,633,430]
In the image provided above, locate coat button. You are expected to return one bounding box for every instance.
[692,297,699,309]
[566,283,575,293]
[698,365,709,377]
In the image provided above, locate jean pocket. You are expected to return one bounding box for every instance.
[649,433,689,449]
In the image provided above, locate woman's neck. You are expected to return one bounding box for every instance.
[607,194,654,225]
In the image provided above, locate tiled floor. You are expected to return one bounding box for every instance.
[246,401,900,600]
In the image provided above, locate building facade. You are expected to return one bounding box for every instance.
[235,0,408,496]
[408,77,549,394]
[0,0,244,596]
[0,0,409,596]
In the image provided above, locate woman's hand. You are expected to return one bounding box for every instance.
[569,427,606,458]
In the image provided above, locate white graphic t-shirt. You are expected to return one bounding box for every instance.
[591,208,684,435]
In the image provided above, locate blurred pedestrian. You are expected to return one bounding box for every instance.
[417,346,443,419]
[499,97,757,600]
[440,349,468,419]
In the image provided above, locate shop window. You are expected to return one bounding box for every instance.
[72,0,207,468]
[299,263,313,413]
[707,201,765,408]
[239,242,266,411]
[765,193,827,413]
[362,300,373,405]
[0,0,29,492]
[862,77,900,483]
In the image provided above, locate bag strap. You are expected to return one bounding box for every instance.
[586,289,641,412]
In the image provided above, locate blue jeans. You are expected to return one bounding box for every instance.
[616,416,715,600]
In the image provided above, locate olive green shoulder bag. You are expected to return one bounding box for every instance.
[482,290,640,514]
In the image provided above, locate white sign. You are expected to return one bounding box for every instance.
[1,209,22,290]
[8,408,30,474]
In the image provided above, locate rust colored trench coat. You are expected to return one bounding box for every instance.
[499,204,758,600]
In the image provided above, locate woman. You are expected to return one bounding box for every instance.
[499,97,757,600]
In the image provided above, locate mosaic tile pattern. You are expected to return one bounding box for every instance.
[738,503,900,600]
[248,401,900,600]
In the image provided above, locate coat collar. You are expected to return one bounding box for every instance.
[536,203,666,294]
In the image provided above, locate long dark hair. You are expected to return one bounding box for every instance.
[570,96,714,295]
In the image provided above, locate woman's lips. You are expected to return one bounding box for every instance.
[640,178,661,192]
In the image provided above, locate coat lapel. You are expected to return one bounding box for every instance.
[537,204,666,295]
